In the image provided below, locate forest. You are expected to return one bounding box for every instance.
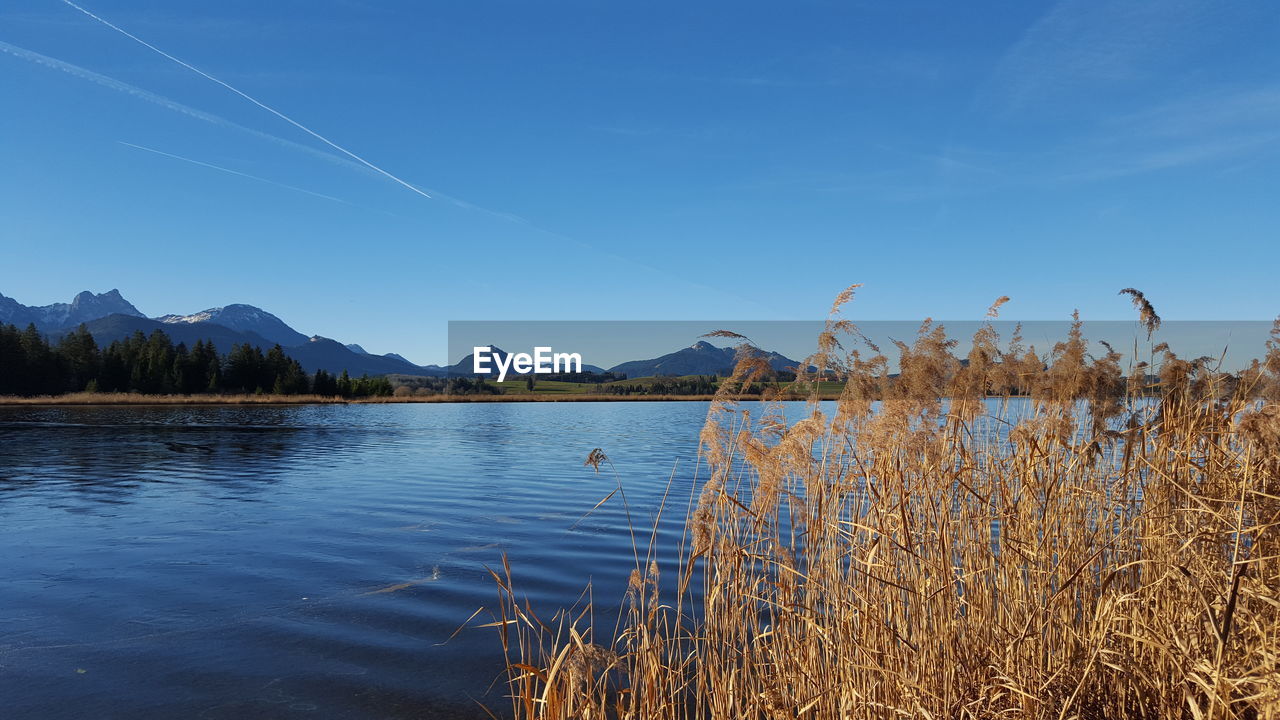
[0,323,392,398]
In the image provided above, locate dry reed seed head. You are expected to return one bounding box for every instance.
[584,448,608,474]
[699,419,731,468]
[987,295,1011,318]
[833,359,872,414]
[645,561,660,607]
[759,404,789,440]
[829,283,863,316]
[563,643,618,676]
[759,685,794,718]
[1264,317,1280,381]
[777,414,826,464]
[1119,287,1162,339]
[702,329,749,341]
[829,318,859,338]
[889,320,959,410]
[731,355,774,391]
[1237,406,1280,454]
[691,506,714,555]
[803,351,832,379]
[817,330,842,355]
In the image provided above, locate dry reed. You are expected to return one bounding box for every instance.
[489,289,1280,720]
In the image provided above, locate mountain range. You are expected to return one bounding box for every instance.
[0,289,802,379]
[0,289,145,329]
[611,340,800,378]
[0,289,445,378]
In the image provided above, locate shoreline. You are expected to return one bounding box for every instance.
[0,392,844,406]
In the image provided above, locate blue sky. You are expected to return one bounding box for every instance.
[2,1,1278,364]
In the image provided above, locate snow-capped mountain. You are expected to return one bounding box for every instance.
[0,289,144,329]
[1,288,447,377]
[157,304,309,347]
[608,340,800,378]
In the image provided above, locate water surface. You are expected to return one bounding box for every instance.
[0,402,736,719]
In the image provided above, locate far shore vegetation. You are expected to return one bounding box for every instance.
[0,317,1230,406]
[0,320,850,404]
[0,322,393,400]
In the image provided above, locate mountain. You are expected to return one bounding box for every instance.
[349,346,426,368]
[609,340,801,378]
[158,304,309,347]
[0,289,144,329]
[64,314,448,378]
[0,289,803,383]
[73,313,277,353]
[0,288,449,377]
[288,337,446,378]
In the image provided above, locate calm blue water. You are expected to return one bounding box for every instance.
[0,402,765,719]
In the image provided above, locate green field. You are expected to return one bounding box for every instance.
[485,375,846,397]
[486,378,599,395]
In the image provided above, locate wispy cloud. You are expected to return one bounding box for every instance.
[976,0,1219,114]
[1054,85,1280,180]
[907,1,1280,192]
[1104,86,1280,140]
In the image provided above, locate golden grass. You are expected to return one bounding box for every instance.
[489,292,1280,720]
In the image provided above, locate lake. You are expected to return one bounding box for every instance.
[0,401,750,719]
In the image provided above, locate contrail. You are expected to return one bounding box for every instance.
[60,0,432,200]
[13,11,770,314]
[0,40,368,176]
[117,141,355,206]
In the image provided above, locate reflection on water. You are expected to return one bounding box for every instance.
[0,402,730,719]
[0,399,1055,718]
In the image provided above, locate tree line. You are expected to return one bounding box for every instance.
[386,375,501,397]
[0,323,392,398]
[597,375,722,396]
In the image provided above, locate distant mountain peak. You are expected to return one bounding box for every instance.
[345,343,369,355]
[0,288,143,329]
[2,288,445,378]
[610,341,800,379]
[158,304,308,347]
